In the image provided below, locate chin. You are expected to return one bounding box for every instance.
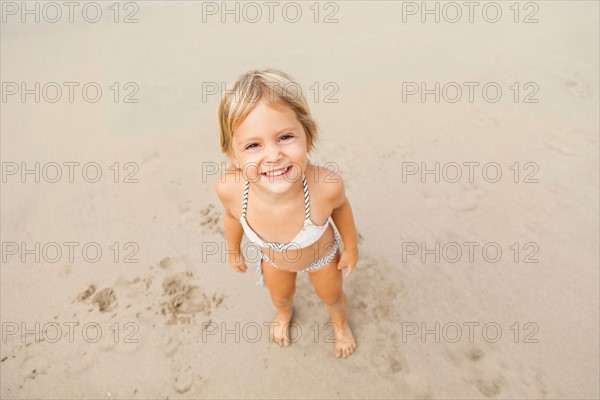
[259,177,294,191]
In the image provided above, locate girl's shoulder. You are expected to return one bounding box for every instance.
[305,163,346,209]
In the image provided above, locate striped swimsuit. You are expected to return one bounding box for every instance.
[240,172,342,288]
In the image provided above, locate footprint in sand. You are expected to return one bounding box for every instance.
[161,335,182,357]
[182,203,225,237]
[125,276,153,298]
[179,201,193,223]
[368,342,410,379]
[162,271,193,296]
[160,271,217,323]
[75,285,96,302]
[211,293,225,308]
[153,258,226,324]
[91,288,116,312]
[159,257,178,270]
[465,346,485,362]
[349,256,408,377]
[61,264,73,276]
[476,375,506,397]
[445,344,488,367]
[444,345,507,396]
[351,256,405,325]
[171,365,197,394]
[199,204,224,236]
[168,286,211,315]
[445,343,550,398]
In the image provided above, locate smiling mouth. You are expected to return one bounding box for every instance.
[261,165,291,177]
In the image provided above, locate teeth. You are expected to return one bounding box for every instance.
[263,166,288,177]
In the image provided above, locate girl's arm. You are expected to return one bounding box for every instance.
[331,176,359,276]
[223,208,245,263]
[332,194,359,252]
[216,179,247,271]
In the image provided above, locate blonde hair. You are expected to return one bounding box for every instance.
[218,69,318,168]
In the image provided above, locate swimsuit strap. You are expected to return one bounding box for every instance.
[242,179,249,219]
[242,173,310,220]
[302,173,311,220]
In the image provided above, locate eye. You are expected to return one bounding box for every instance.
[280,134,293,141]
[245,143,258,150]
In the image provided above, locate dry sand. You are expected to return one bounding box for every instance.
[1,1,598,399]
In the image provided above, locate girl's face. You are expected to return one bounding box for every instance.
[230,99,308,194]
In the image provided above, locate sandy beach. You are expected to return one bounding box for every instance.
[1,1,598,398]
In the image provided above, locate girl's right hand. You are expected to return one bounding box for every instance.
[229,259,248,273]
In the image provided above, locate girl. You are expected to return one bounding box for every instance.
[215,69,358,358]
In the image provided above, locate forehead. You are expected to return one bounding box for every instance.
[234,101,299,140]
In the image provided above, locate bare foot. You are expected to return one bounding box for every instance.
[269,309,294,347]
[333,320,356,358]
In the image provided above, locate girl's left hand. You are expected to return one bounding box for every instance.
[337,248,358,277]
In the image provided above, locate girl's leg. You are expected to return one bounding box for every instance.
[262,259,297,347]
[308,258,357,358]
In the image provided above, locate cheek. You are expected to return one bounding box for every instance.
[240,160,261,180]
[248,165,261,180]
[289,139,307,154]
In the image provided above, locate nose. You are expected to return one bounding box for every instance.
[264,142,283,163]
